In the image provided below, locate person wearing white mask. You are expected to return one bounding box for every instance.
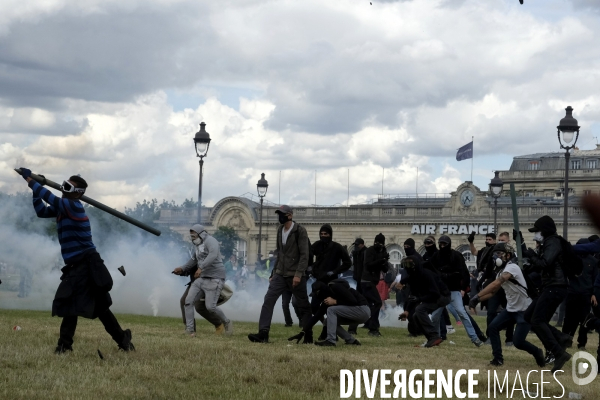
[173,224,232,337]
[469,243,545,367]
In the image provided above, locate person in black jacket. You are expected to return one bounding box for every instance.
[348,238,366,335]
[311,224,352,285]
[288,279,370,346]
[562,238,598,349]
[361,233,389,337]
[422,236,437,262]
[430,235,484,347]
[523,215,573,373]
[395,256,451,347]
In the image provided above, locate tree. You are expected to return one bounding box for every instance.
[212,226,240,259]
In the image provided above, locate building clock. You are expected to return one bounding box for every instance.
[460,189,475,207]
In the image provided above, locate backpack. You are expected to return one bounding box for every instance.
[557,236,584,279]
[508,273,540,299]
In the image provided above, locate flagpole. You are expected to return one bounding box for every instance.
[471,136,474,182]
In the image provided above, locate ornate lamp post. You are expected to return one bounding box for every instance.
[557,106,580,240]
[489,171,504,235]
[193,122,211,223]
[256,173,269,262]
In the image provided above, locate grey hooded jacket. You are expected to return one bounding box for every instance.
[181,224,226,280]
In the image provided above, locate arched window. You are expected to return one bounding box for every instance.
[386,244,405,271]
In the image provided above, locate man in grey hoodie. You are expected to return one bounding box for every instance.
[173,224,232,336]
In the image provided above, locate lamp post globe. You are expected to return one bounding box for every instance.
[489,171,504,235]
[256,173,269,262]
[193,122,211,223]
[557,107,580,240]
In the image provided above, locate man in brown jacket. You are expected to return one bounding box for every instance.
[248,205,313,343]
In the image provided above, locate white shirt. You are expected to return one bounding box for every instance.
[282,222,295,245]
[499,262,532,312]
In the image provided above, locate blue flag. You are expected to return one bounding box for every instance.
[456,141,473,161]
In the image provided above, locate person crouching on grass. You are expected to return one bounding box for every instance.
[393,255,451,348]
[173,224,233,337]
[288,279,370,346]
[20,168,135,354]
[469,243,546,367]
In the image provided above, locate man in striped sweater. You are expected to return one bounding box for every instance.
[21,168,134,354]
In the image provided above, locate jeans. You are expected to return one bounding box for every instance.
[58,309,124,348]
[524,286,569,357]
[326,305,371,343]
[258,274,311,332]
[447,303,460,323]
[449,291,478,341]
[185,278,228,333]
[488,309,540,361]
[180,284,222,331]
[360,282,383,331]
[486,289,515,342]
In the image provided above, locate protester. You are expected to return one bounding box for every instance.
[430,235,483,346]
[21,169,135,353]
[522,215,573,372]
[174,224,233,337]
[361,233,389,337]
[469,243,545,367]
[224,254,239,282]
[348,238,366,335]
[248,205,312,343]
[394,256,451,347]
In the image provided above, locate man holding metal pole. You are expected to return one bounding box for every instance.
[19,168,135,354]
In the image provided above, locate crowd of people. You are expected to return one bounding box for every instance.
[18,167,600,375]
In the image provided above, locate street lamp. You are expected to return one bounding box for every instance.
[256,173,269,262]
[489,171,504,235]
[557,106,580,240]
[193,122,211,223]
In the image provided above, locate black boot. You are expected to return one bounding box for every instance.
[248,329,269,343]
[303,329,314,344]
[118,329,135,351]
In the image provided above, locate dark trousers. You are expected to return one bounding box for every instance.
[562,293,591,346]
[486,290,515,342]
[258,274,311,332]
[360,281,382,331]
[489,309,540,361]
[524,286,569,357]
[556,298,566,325]
[180,285,222,330]
[348,282,363,332]
[282,289,301,326]
[58,309,124,348]
[414,302,442,340]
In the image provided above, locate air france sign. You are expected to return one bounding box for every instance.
[411,224,495,235]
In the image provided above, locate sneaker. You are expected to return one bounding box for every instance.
[425,337,443,348]
[534,348,546,367]
[54,344,73,354]
[360,324,370,329]
[489,358,504,366]
[484,338,491,346]
[478,335,488,343]
[118,329,135,351]
[447,326,456,334]
[456,321,463,326]
[551,352,572,373]
[368,330,382,337]
[345,339,361,346]
[472,339,484,347]
[583,313,597,330]
[505,341,514,347]
[215,324,225,335]
[545,352,555,365]
[248,329,269,343]
[303,330,314,344]
[224,320,234,336]
[315,340,336,347]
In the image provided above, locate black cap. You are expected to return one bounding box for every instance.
[275,205,293,215]
[438,235,451,245]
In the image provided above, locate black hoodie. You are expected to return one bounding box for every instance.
[400,256,450,304]
[429,238,470,292]
[311,225,352,282]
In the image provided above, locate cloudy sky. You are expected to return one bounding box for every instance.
[0,0,599,210]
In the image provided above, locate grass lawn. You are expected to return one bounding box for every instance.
[1,309,598,399]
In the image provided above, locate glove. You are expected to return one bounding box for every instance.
[467,232,475,243]
[523,249,536,259]
[468,295,480,310]
[20,168,32,181]
[326,271,334,277]
[512,229,523,243]
[288,332,305,344]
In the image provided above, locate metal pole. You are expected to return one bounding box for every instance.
[493,197,498,235]
[258,196,264,261]
[509,183,523,269]
[198,157,204,224]
[563,149,570,240]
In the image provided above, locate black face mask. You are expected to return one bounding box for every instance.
[405,247,416,256]
[278,214,289,224]
[320,236,332,244]
[439,245,451,256]
[425,244,436,254]
[374,243,384,251]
